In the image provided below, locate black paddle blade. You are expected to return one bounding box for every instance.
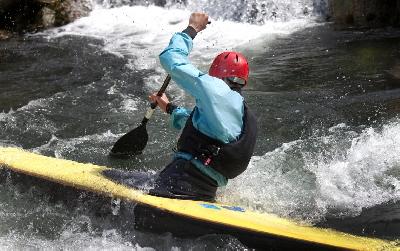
[110,123,148,158]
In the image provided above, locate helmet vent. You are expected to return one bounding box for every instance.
[224,53,230,59]
[235,54,239,63]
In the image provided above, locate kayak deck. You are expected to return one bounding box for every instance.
[0,147,397,250]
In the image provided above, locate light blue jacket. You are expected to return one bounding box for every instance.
[159,32,245,186]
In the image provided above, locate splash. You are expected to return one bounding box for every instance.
[313,121,400,216]
[183,0,322,23]
[42,4,316,94]
[96,0,329,24]
[0,175,246,250]
[32,131,119,160]
[218,120,400,222]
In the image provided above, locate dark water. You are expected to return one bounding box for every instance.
[1,13,400,250]
[249,26,400,152]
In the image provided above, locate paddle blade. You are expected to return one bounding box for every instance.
[110,123,148,158]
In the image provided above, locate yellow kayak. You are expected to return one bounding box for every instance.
[0,147,398,250]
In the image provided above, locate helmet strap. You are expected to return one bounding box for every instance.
[224,78,243,94]
[230,86,242,94]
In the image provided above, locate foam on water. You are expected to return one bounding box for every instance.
[182,0,324,23]
[98,0,329,23]
[32,130,120,161]
[0,231,144,250]
[0,73,144,150]
[313,121,400,215]
[4,0,399,248]
[0,175,247,250]
[42,4,316,92]
[0,178,150,250]
[16,98,48,111]
[0,111,14,124]
[218,120,400,222]
[7,0,399,222]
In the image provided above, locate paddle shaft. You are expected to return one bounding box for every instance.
[141,74,172,125]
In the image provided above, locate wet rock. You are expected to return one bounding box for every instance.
[330,0,400,29]
[0,30,12,40]
[40,7,56,29]
[52,0,92,26]
[0,0,92,39]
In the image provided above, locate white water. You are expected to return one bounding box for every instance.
[0,232,144,250]
[9,0,400,221]
[218,120,400,222]
[2,0,400,248]
[43,4,317,95]
[97,0,329,23]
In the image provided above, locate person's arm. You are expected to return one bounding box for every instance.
[158,12,229,100]
[148,13,208,109]
[148,93,191,130]
[150,13,210,131]
[158,32,205,98]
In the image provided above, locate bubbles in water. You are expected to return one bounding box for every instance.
[313,121,400,217]
[218,119,400,222]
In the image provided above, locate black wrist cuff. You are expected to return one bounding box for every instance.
[166,103,178,114]
[182,26,197,39]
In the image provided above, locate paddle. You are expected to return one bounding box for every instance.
[110,75,172,157]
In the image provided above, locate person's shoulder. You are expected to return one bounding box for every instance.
[196,74,231,93]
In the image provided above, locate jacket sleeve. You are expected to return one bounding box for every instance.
[159,32,206,98]
[159,32,238,102]
[159,32,244,143]
[170,106,191,130]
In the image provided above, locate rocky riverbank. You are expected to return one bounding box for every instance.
[0,0,92,38]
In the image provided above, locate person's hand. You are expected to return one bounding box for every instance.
[188,12,209,33]
[149,93,169,113]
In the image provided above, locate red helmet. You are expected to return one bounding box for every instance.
[209,51,249,86]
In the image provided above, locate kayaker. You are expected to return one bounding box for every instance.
[148,12,257,202]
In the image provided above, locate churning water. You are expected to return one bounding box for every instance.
[1,0,400,249]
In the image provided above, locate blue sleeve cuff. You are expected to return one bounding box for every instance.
[170,107,191,130]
